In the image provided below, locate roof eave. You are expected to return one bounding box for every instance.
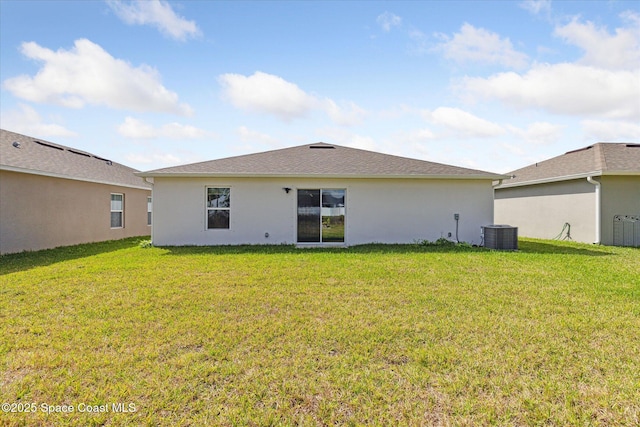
[496,168,640,189]
[601,170,640,177]
[136,171,508,180]
[1,165,152,190]
[495,171,603,189]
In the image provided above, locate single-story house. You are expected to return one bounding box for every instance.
[0,129,152,254]
[494,143,640,246]
[138,142,507,247]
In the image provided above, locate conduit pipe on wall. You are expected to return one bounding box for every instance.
[586,176,601,244]
[143,177,155,244]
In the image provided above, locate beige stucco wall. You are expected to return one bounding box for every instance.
[494,179,597,243]
[0,170,151,254]
[600,175,640,245]
[151,176,494,246]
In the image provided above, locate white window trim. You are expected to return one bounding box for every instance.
[205,186,231,230]
[147,196,152,226]
[111,193,124,229]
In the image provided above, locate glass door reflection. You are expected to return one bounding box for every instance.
[297,189,345,243]
[321,189,345,243]
[297,189,321,242]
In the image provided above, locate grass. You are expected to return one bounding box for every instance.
[1,238,639,426]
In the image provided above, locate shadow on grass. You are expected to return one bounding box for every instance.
[160,243,490,256]
[0,236,148,275]
[2,237,617,275]
[517,239,615,256]
[161,239,615,257]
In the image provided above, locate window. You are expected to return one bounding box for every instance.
[206,187,230,229]
[111,194,124,228]
[147,196,152,226]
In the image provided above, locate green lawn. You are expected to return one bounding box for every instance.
[1,238,639,426]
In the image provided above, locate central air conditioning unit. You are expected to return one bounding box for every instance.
[483,225,518,250]
[613,215,640,247]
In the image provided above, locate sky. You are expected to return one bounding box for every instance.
[1,0,639,174]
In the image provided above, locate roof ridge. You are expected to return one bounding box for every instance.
[499,142,640,188]
[1,128,150,189]
[0,128,140,171]
[593,143,608,171]
[138,141,505,178]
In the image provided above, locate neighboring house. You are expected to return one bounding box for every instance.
[0,129,152,254]
[494,143,640,246]
[138,142,506,247]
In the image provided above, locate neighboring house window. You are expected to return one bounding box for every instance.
[111,194,124,228]
[147,196,152,226]
[206,187,230,229]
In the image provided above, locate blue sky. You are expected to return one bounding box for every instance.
[1,0,638,173]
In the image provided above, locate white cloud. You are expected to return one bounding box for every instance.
[457,15,640,121]
[107,0,200,41]
[621,10,640,28]
[218,71,366,126]
[405,128,437,143]
[117,117,208,139]
[237,126,279,145]
[219,71,316,121]
[324,99,367,126]
[460,63,639,120]
[315,127,377,151]
[519,0,551,16]
[499,142,527,157]
[126,152,182,165]
[507,121,564,145]
[1,104,77,137]
[424,107,506,138]
[377,104,419,119]
[3,39,193,115]
[408,29,429,55]
[125,148,204,169]
[118,117,156,139]
[377,12,402,32]
[582,119,640,142]
[344,134,377,151]
[160,122,208,139]
[554,17,640,70]
[434,23,529,69]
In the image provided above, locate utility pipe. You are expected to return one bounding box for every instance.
[143,177,155,244]
[586,176,601,244]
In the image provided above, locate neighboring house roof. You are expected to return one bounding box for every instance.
[138,142,506,180]
[497,142,640,188]
[0,129,150,190]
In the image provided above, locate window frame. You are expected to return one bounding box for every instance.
[297,188,346,244]
[147,196,152,226]
[205,187,231,230]
[110,193,124,229]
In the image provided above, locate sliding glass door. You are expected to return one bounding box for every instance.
[297,190,321,242]
[297,189,345,243]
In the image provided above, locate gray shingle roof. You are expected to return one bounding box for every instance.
[1,129,150,189]
[498,142,640,188]
[138,142,505,179]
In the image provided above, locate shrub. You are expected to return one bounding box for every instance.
[138,239,153,249]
